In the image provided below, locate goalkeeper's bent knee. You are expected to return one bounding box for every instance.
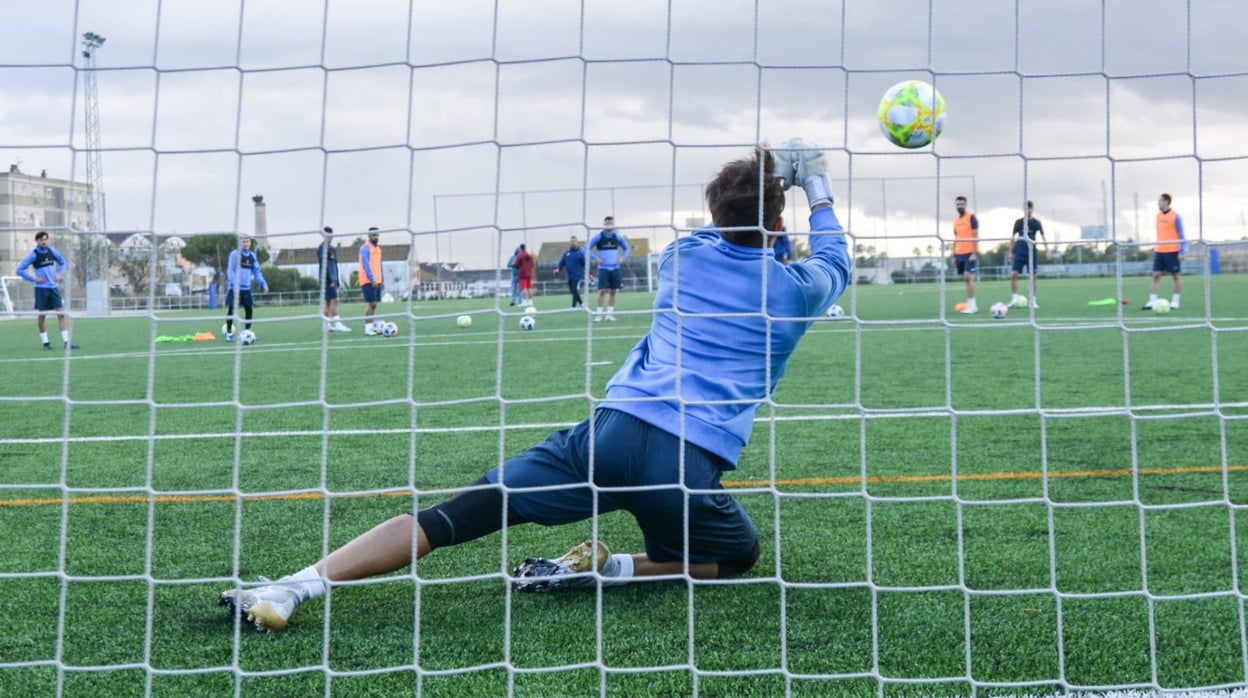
[717,538,761,579]
[414,476,526,550]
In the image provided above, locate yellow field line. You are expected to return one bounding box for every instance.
[2,464,1245,507]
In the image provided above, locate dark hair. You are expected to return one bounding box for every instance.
[35,230,49,241]
[1160,193,1172,204]
[368,227,379,232]
[323,226,333,233]
[706,148,785,246]
[956,196,967,203]
[1026,200,1034,208]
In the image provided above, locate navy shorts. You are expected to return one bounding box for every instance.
[362,284,382,303]
[1011,243,1036,273]
[33,287,64,312]
[1153,251,1181,274]
[485,408,757,565]
[596,268,623,291]
[954,254,978,275]
[225,289,254,310]
[324,283,339,301]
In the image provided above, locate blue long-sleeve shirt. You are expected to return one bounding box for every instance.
[556,246,587,280]
[603,206,851,464]
[17,246,67,289]
[226,249,266,291]
[317,242,339,286]
[588,230,629,270]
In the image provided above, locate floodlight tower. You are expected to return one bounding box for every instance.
[81,32,106,233]
[80,32,109,314]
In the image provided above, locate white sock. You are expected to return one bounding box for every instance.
[1148,294,1158,304]
[602,553,634,586]
[61,330,69,342]
[40,332,49,343]
[967,299,977,310]
[282,566,327,600]
[607,306,615,314]
[1171,294,1180,305]
[596,307,603,315]
[333,316,342,322]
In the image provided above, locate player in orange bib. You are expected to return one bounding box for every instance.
[1143,193,1186,311]
[951,195,979,314]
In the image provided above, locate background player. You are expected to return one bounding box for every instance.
[1143,193,1186,310]
[317,226,351,332]
[951,195,979,314]
[553,235,586,308]
[1008,201,1046,309]
[589,216,630,321]
[223,237,268,343]
[359,227,384,334]
[15,230,78,350]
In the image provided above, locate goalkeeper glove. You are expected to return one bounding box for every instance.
[770,144,799,191]
[780,138,834,208]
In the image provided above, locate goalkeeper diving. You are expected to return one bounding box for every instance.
[219,139,852,631]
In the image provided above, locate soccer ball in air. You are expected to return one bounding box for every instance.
[456,314,472,329]
[826,303,845,319]
[239,329,257,345]
[519,315,536,331]
[1152,299,1172,315]
[381,321,399,337]
[990,302,1009,319]
[878,80,946,149]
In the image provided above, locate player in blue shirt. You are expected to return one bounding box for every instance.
[219,139,851,631]
[553,235,587,308]
[588,216,630,321]
[15,230,78,350]
[222,237,268,343]
[317,226,351,332]
[506,246,522,306]
[773,231,793,264]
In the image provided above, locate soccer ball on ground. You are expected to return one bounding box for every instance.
[519,315,536,331]
[990,302,1009,319]
[523,304,536,313]
[1011,295,1029,309]
[239,329,257,345]
[456,314,472,328]
[825,303,845,319]
[878,80,946,149]
[381,321,399,337]
[1152,299,1172,315]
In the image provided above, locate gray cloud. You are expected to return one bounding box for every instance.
[2,0,1246,272]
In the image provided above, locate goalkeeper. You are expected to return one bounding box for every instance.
[220,139,851,631]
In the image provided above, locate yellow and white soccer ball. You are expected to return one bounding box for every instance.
[1010,295,1029,309]
[456,314,472,328]
[1152,299,1172,315]
[878,80,946,149]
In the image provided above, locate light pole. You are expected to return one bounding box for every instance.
[81,32,108,314]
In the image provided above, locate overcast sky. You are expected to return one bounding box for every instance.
[2,0,1246,269]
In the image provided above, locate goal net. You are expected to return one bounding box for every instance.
[1,1,1246,697]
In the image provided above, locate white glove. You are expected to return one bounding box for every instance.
[770,142,800,191]
[785,138,834,208]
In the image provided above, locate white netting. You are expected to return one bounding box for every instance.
[1,1,1247,696]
